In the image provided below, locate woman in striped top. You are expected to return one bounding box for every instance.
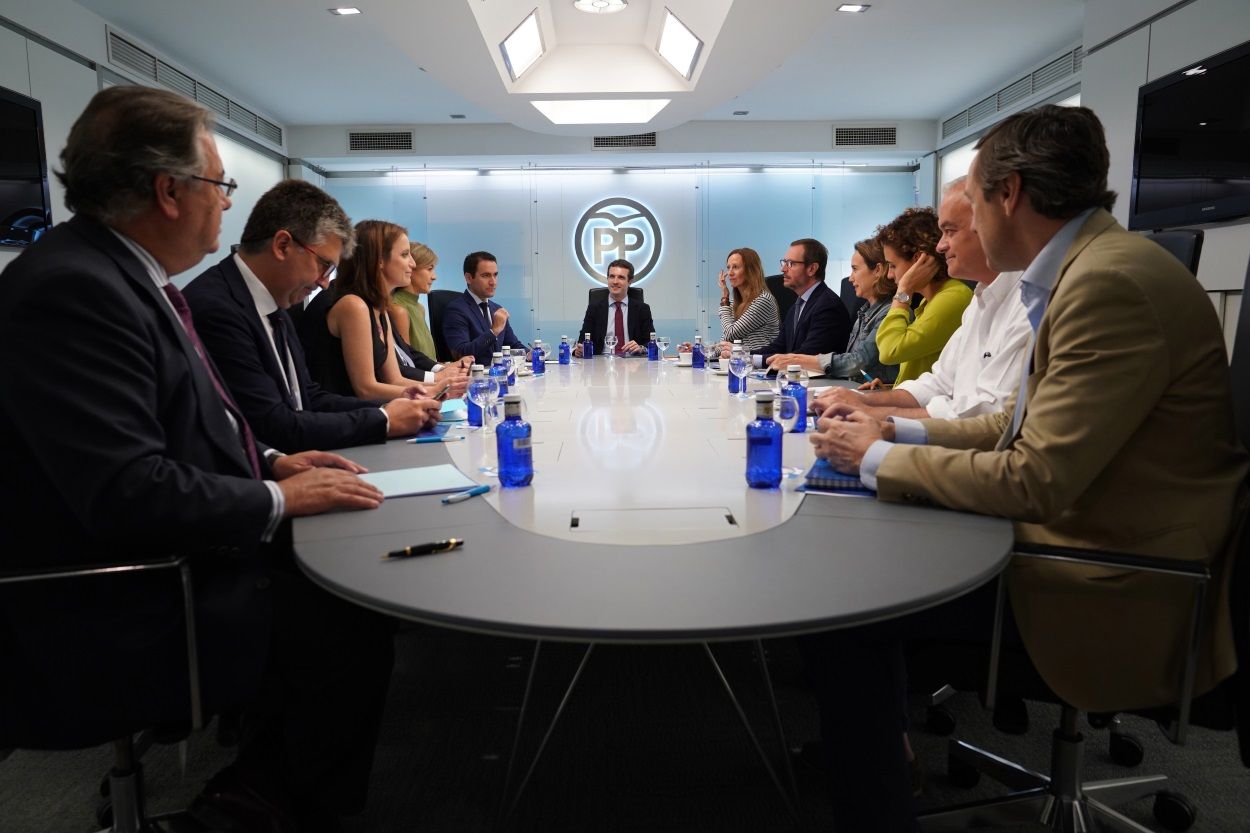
[714,247,780,353]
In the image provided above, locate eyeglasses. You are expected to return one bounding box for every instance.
[290,234,337,280]
[189,175,238,198]
[779,258,811,269]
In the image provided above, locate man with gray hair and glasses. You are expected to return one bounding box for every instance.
[185,179,447,451]
[0,86,396,833]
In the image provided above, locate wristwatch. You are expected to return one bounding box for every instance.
[893,290,912,304]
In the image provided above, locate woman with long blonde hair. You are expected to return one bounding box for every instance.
[714,247,779,352]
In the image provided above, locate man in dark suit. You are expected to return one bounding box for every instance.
[747,238,850,366]
[441,250,529,364]
[573,258,656,356]
[184,180,442,452]
[0,86,394,833]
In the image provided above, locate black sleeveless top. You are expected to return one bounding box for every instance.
[301,289,389,397]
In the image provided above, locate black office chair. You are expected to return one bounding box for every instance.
[1144,229,1204,276]
[427,288,462,362]
[919,253,1250,833]
[587,285,644,305]
[839,276,866,320]
[0,556,208,832]
[764,274,795,322]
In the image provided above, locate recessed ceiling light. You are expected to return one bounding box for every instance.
[531,99,670,125]
[450,114,466,119]
[732,110,749,116]
[1182,65,1207,76]
[328,7,361,15]
[837,4,870,12]
[501,11,545,81]
[657,9,702,79]
[573,0,628,13]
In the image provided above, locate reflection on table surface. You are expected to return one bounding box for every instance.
[445,357,812,545]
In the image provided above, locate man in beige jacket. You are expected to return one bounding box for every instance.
[805,104,1247,832]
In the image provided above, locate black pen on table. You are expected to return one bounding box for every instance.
[383,538,464,559]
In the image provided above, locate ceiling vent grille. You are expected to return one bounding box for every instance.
[833,125,897,147]
[941,44,1083,141]
[593,132,657,149]
[348,131,414,152]
[106,28,284,149]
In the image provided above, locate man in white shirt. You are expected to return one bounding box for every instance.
[813,177,1031,420]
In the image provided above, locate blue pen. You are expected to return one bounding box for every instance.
[441,484,491,504]
[860,370,874,383]
[408,435,463,444]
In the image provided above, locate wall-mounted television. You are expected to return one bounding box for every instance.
[0,85,53,248]
[1129,38,1250,231]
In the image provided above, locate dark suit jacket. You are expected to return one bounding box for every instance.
[756,279,850,360]
[577,295,656,355]
[184,257,389,452]
[442,289,527,365]
[0,216,272,748]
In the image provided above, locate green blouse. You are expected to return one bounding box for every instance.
[875,279,973,385]
[392,289,437,359]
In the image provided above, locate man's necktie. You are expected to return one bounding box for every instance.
[480,301,491,329]
[613,301,625,354]
[791,297,806,343]
[266,310,298,410]
[162,284,262,478]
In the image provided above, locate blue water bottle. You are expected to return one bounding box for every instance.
[531,339,545,375]
[466,364,484,427]
[745,392,783,489]
[782,364,808,433]
[496,394,533,488]
[728,342,743,395]
[502,346,516,386]
[489,352,508,397]
[647,332,659,361]
[692,335,705,369]
[581,332,594,360]
[558,335,571,365]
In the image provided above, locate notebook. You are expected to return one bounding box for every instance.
[360,464,477,498]
[799,458,875,495]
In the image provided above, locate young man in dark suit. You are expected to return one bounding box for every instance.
[184,180,446,452]
[441,250,529,364]
[744,238,851,365]
[0,86,395,833]
[573,258,656,356]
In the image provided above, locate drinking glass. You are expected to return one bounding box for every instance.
[772,395,806,478]
[603,333,618,358]
[468,377,500,436]
[729,353,751,399]
[656,335,671,360]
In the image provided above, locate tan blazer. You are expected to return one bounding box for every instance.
[876,209,1248,712]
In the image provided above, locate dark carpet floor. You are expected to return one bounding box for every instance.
[2,624,1247,832]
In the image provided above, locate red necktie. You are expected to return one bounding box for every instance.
[162,284,263,478]
[613,301,625,354]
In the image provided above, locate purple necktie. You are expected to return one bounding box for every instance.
[613,301,625,354]
[162,284,262,479]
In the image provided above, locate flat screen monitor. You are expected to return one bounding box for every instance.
[0,85,52,248]
[1129,38,1250,231]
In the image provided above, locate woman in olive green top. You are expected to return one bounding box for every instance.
[389,240,440,360]
[873,206,972,385]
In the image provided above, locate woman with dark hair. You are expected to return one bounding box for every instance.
[873,206,972,385]
[713,247,779,353]
[765,237,898,382]
[305,219,438,400]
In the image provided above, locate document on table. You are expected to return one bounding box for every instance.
[360,464,477,498]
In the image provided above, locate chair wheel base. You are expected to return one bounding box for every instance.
[947,753,981,789]
[1109,731,1145,767]
[1153,790,1197,832]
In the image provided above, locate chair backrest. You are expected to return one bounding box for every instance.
[1231,255,1250,453]
[839,277,866,320]
[427,289,462,362]
[1228,253,1250,767]
[1145,229,1204,276]
[764,274,795,322]
[587,286,644,305]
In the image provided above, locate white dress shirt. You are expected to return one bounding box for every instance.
[895,271,1031,419]
[236,253,305,410]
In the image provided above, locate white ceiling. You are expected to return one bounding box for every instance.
[73,0,1085,139]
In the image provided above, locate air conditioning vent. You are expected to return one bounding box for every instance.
[106,28,284,150]
[834,125,897,147]
[940,44,1083,141]
[348,131,414,152]
[593,132,657,149]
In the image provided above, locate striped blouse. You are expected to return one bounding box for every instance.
[718,292,780,352]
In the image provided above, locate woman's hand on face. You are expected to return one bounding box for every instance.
[897,253,939,295]
[718,270,727,292]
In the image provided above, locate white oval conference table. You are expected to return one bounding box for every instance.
[293,356,1014,822]
[294,356,1012,643]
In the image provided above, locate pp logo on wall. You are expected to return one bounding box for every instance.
[573,197,663,284]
